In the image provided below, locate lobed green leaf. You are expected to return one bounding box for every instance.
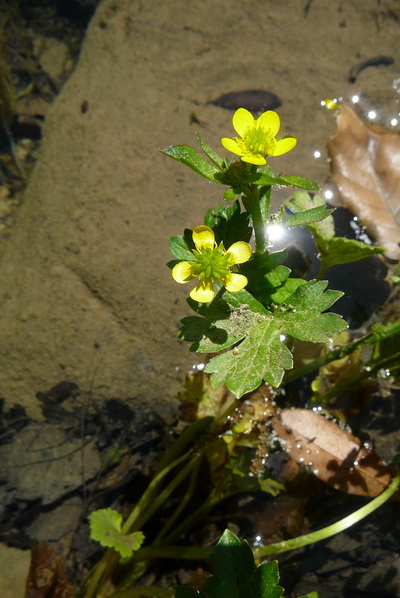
[180,281,346,397]
[88,508,145,559]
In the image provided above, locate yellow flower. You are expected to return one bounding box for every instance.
[172,225,251,303]
[221,107,297,166]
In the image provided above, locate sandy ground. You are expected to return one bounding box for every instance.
[0,0,399,417]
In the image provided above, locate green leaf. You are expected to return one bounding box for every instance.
[259,185,272,221]
[196,133,225,169]
[262,264,291,288]
[265,277,307,304]
[160,145,221,183]
[241,250,287,276]
[204,317,293,394]
[286,192,385,275]
[252,172,319,191]
[250,172,278,186]
[319,236,386,273]
[273,280,347,343]
[283,205,335,228]
[180,281,346,397]
[276,175,319,191]
[204,201,252,247]
[88,508,145,558]
[206,530,284,598]
[224,187,238,201]
[169,232,195,260]
[287,192,335,240]
[177,529,316,598]
[241,251,289,297]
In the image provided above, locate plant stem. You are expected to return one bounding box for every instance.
[320,351,400,400]
[108,474,400,568]
[154,454,202,543]
[83,418,213,597]
[245,185,265,254]
[285,317,400,384]
[153,416,213,475]
[129,455,201,533]
[122,453,190,534]
[254,474,400,558]
[161,488,221,545]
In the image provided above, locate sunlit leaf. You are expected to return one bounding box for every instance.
[196,133,225,169]
[252,172,319,191]
[318,236,385,272]
[180,282,346,397]
[288,192,335,239]
[204,317,293,394]
[283,205,335,228]
[88,508,145,558]
[160,145,221,183]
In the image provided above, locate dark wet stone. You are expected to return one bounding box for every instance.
[210,90,282,113]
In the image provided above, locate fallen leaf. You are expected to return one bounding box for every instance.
[25,541,76,598]
[327,103,400,260]
[272,408,395,496]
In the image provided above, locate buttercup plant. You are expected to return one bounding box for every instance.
[165,108,349,397]
[81,109,400,598]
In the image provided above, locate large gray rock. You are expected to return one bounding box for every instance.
[0,0,398,414]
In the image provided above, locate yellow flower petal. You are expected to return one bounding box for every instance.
[190,281,215,303]
[257,110,280,136]
[226,241,252,265]
[240,153,266,166]
[172,261,195,284]
[271,137,297,156]
[232,108,254,137]
[221,137,243,156]
[192,225,215,250]
[223,273,248,292]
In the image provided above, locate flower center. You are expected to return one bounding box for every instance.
[242,124,276,156]
[192,245,231,281]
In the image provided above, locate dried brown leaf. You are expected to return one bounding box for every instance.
[272,408,395,496]
[327,103,400,259]
[25,542,76,598]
